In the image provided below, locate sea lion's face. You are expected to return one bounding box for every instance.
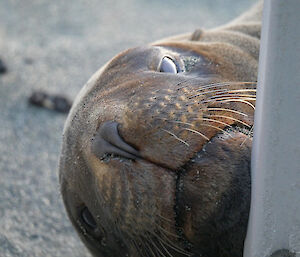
[60,43,256,257]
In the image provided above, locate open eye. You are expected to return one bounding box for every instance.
[159,56,178,73]
[81,207,97,230]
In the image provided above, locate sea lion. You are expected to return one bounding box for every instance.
[59,2,262,257]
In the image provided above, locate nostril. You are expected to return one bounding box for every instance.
[91,121,140,160]
[81,207,97,230]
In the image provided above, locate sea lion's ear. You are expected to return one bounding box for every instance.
[190,29,204,41]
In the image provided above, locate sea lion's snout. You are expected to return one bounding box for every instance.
[91,121,140,161]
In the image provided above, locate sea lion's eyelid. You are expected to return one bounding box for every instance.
[159,56,178,74]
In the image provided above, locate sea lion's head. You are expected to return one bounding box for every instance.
[59,22,259,257]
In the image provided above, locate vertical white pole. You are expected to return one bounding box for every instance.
[243,0,300,256]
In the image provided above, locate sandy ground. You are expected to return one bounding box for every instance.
[0,0,255,256]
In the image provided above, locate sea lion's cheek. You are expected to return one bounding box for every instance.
[115,80,218,170]
[60,173,130,256]
[175,131,252,251]
[87,154,178,227]
[81,152,180,253]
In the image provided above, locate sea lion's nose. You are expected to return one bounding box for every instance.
[91,121,140,160]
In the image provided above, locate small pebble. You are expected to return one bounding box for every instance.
[28,91,72,113]
[0,58,7,74]
[270,249,296,257]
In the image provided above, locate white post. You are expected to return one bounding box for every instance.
[243,0,300,256]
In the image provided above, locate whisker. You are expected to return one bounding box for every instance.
[156,231,192,256]
[215,99,256,110]
[148,237,167,257]
[114,221,128,246]
[204,114,251,128]
[195,81,257,92]
[172,120,231,138]
[144,236,159,257]
[132,238,146,257]
[171,118,232,129]
[157,239,174,257]
[169,120,194,127]
[188,124,232,137]
[202,98,256,110]
[198,117,232,128]
[202,97,256,105]
[196,83,231,92]
[156,214,173,224]
[241,125,254,146]
[177,81,256,96]
[155,225,180,239]
[182,128,210,141]
[189,88,257,99]
[144,240,157,257]
[205,94,256,101]
[201,107,249,117]
[162,129,189,146]
[224,89,256,93]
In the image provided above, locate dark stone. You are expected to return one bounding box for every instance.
[28,90,72,113]
[0,58,7,74]
[270,249,296,257]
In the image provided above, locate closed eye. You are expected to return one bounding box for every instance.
[79,205,106,241]
[159,56,178,74]
[81,207,97,230]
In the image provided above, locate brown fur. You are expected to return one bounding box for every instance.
[60,2,262,257]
